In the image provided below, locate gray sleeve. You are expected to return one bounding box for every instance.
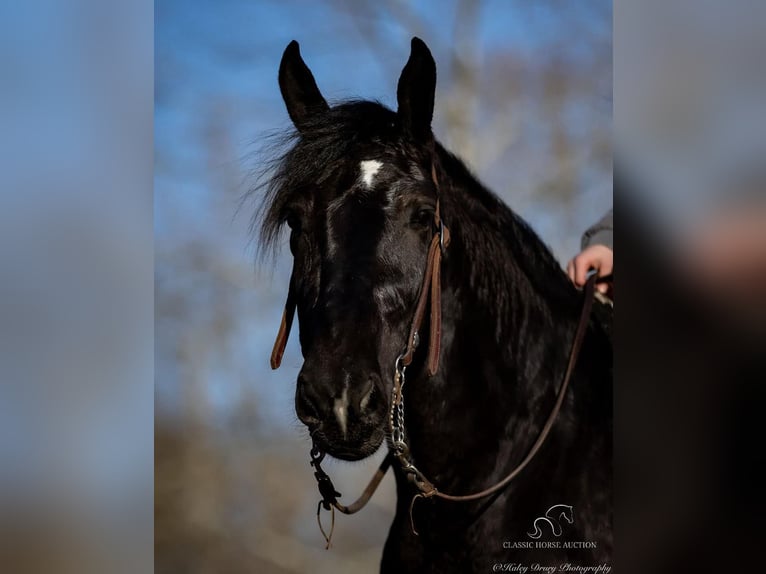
[581,208,613,250]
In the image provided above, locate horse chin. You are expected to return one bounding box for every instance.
[312,427,385,462]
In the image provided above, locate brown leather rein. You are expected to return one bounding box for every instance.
[269,163,599,548]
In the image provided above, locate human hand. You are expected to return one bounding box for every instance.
[567,244,613,294]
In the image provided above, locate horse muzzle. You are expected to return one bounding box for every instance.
[295,369,387,461]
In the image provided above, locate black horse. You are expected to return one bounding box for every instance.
[258,38,612,573]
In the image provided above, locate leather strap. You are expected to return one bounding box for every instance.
[328,453,393,515]
[270,267,296,369]
[311,450,394,548]
[399,165,450,376]
[400,219,450,374]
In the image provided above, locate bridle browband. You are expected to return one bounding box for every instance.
[269,157,600,548]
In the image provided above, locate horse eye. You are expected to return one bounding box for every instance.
[410,208,434,228]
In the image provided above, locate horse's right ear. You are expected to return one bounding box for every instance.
[279,40,329,132]
[397,37,437,142]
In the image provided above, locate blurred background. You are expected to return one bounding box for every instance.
[155,1,611,572]
[1,1,152,573]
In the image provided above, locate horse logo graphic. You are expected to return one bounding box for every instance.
[527,504,574,539]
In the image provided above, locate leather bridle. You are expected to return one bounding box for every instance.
[269,159,600,548]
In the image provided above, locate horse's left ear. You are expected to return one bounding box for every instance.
[397,37,437,141]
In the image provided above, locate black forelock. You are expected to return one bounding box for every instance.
[255,100,420,259]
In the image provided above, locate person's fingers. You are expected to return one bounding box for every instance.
[597,282,609,294]
[568,245,613,288]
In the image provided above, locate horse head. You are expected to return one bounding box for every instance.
[263,38,443,461]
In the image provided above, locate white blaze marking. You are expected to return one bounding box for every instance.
[333,386,349,439]
[360,160,382,188]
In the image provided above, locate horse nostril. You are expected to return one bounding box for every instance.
[296,375,320,424]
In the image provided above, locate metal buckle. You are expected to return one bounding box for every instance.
[394,353,407,380]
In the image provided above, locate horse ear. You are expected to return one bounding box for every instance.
[397,37,437,141]
[279,40,329,131]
